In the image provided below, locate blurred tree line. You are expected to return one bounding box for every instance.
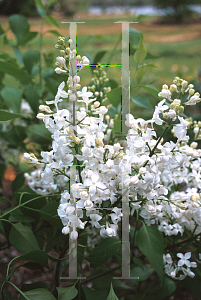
[0,0,200,23]
[152,0,201,23]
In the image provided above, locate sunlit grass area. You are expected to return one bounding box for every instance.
[1,13,201,108]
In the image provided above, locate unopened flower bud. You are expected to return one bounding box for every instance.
[182,80,188,89]
[167,109,176,119]
[37,113,51,119]
[73,75,80,83]
[169,84,178,93]
[191,195,200,202]
[130,175,139,185]
[117,150,125,158]
[70,230,78,240]
[173,99,181,105]
[82,56,90,65]
[55,43,61,49]
[189,88,195,96]
[95,138,104,147]
[109,119,114,127]
[62,226,70,235]
[69,94,76,101]
[65,47,70,54]
[39,105,52,113]
[24,153,30,160]
[194,126,199,136]
[94,101,100,107]
[139,167,147,174]
[173,202,187,210]
[190,142,198,149]
[55,67,66,74]
[178,106,184,114]
[56,56,66,66]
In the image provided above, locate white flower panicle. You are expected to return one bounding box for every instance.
[24,41,201,281]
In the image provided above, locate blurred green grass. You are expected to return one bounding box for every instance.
[2,14,201,99]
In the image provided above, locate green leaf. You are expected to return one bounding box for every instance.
[0,33,7,46]
[83,287,108,300]
[3,291,12,300]
[133,257,144,269]
[127,265,154,285]
[34,0,45,9]
[20,288,56,300]
[1,126,27,146]
[21,281,49,292]
[43,52,54,67]
[18,31,38,46]
[139,62,156,69]
[93,51,106,65]
[23,50,40,75]
[1,86,22,113]
[180,268,201,300]
[9,222,40,253]
[135,66,146,84]
[148,276,176,300]
[131,95,153,109]
[9,15,29,43]
[15,250,49,269]
[26,123,52,144]
[12,46,23,64]
[21,261,45,273]
[134,84,160,100]
[0,197,13,206]
[145,52,159,60]
[92,273,128,294]
[134,37,147,63]
[108,79,118,89]
[8,210,35,223]
[136,224,164,281]
[0,59,31,84]
[57,285,78,300]
[113,119,121,133]
[45,15,59,28]
[107,105,116,117]
[0,110,27,121]
[0,23,5,35]
[34,0,46,17]
[107,87,121,108]
[129,27,142,48]
[86,237,121,267]
[24,84,40,114]
[15,187,46,210]
[11,172,25,193]
[48,30,62,37]
[107,283,119,300]
[39,202,62,228]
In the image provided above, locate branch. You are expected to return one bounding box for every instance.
[52,238,69,297]
[81,264,121,285]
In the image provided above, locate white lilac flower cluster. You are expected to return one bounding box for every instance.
[23,38,201,280]
[163,252,197,280]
